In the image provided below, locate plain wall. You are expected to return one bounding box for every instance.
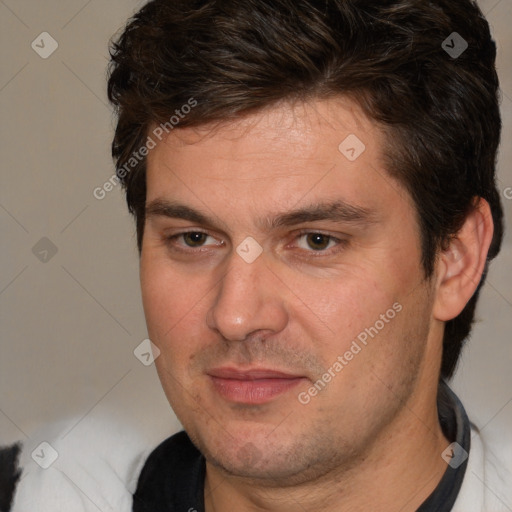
[1,0,511,455]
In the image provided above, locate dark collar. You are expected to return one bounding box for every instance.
[417,380,471,511]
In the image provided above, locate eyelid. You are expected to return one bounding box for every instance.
[290,229,348,253]
[164,229,224,249]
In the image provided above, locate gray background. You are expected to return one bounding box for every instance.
[1,0,511,456]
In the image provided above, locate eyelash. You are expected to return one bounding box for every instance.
[163,230,348,257]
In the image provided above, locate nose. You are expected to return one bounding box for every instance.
[206,249,288,342]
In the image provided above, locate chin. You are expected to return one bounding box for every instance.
[196,425,342,486]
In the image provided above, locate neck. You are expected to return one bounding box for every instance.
[204,382,449,512]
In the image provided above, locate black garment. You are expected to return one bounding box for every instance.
[133,381,470,512]
[133,431,206,512]
[0,443,21,512]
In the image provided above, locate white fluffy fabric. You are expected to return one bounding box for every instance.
[453,425,512,511]
[11,414,159,512]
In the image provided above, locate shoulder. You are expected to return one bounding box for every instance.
[453,423,512,511]
[478,424,512,510]
[9,413,170,512]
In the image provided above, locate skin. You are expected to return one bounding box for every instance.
[140,98,494,511]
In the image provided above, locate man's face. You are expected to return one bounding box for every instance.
[140,98,439,484]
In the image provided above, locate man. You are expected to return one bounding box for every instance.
[5,0,511,510]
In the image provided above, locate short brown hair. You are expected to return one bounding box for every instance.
[107,0,503,379]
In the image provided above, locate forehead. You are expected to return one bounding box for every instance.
[144,97,411,222]
[149,98,375,169]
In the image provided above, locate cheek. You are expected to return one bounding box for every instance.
[140,256,207,345]
[140,262,175,333]
[292,272,396,341]
[142,262,209,406]
[288,262,416,387]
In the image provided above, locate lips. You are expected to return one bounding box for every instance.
[207,367,305,404]
[208,368,301,380]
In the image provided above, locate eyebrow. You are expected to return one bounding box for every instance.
[145,199,377,230]
[265,201,377,229]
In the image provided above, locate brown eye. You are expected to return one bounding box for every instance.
[305,233,332,251]
[164,231,224,253]
[182,232,208,247]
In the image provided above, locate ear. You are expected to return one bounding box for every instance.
[432,197,494,322]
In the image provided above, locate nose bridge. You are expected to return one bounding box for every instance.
[207,248,287,341]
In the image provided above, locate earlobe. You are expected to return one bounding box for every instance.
[433,198,494,322]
